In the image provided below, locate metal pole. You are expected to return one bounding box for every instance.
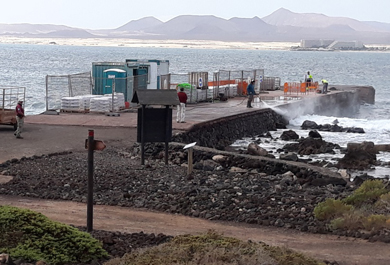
[165,105,169,165]
[112,79,115,112]
[87,129,94,232]
[45,75,49,111]
[141,105,145,165]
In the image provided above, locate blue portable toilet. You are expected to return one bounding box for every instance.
[103,68,127,97]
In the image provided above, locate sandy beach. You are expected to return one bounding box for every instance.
[0,36,298,50]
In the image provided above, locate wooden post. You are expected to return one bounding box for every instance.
[188,147,193,175]
[87,130,94,232]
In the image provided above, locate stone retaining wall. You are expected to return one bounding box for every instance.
[173,109,288,149]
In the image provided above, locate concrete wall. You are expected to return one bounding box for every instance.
[173,90,363,149]
[173,109,288,149]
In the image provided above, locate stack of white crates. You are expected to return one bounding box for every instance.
[81,95,103,110]
[90,97,111,112]
[61,96,83,111]
[103,92,125,110]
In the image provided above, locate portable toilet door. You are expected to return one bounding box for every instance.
[103,69,127,97]
[133,67,148,90]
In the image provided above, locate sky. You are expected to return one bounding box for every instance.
[1,0,389,29]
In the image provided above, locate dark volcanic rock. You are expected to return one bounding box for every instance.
[247,142,268,156]
[337,142,377,170]
[283,137,340,155]
[308,130,322,139]
[301,120,319,130]
[280,130,299,141]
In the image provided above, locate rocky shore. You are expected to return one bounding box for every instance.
[1,140,389,244]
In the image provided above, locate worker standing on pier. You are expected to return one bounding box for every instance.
[305,71,313,89]
[177,87,188,123]
[246,80,256,108]
[14,100,25,139]
[321,79,329,94]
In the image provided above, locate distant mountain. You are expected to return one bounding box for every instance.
[363,21,390,32]
[262,8,384,32]
[147,15,241,36]
[115,17,163,31]
[0,23,74,34]
[2,9,390,44]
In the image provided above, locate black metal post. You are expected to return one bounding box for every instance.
[141,105,145,165]
[87,129,94,232]
[165,105,169,165]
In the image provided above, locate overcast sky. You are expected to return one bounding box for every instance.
[1,0,389,29]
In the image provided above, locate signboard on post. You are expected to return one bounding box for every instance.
[85,130,106,232]
[184,142,197,175]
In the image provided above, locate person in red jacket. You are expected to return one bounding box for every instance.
[15,100,25,139]
[177,87,188,123]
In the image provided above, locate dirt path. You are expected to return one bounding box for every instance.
[1,195,389,265]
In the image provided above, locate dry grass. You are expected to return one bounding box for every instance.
[104,231,324,265]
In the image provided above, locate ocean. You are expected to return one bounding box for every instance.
[1,43,389,177]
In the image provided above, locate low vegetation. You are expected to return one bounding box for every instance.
[104,230,324,265]
[0,205,108,264]
[314,180,390,233]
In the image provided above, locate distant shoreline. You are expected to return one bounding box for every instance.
[1,36,389,52]
[0,36,298,50]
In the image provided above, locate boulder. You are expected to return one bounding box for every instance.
[308,130,322,139]
[346,127,365,134]
[229,166,247,173]
[283,137,339,155]
[247,143,268,156]
[301,120,319,130]
[280,130,299,141]
[280,152,298,162]
[337,142,377,170]
[353,173,376,186]
[212,155,227,163]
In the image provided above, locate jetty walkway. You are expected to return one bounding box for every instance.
[0,85,373,163]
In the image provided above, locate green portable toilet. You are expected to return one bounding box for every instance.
[103,69,127,97]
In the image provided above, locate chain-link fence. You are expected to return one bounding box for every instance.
[46,72,92,111]
[46,71,152,112]
[261,77,281,91]
[211,69,264,99]
[1,86,25,109]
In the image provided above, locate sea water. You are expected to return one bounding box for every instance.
[0,43,389,176]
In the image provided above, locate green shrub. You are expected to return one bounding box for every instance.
[314,199,353,221]
[343,180,388,206]
[363,214,388,231]
[328,212,364,230]
[375,192,390,211]
[0,206,108,264]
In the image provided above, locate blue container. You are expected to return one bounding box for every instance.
[103,69,127,96]
[92,62,133,101]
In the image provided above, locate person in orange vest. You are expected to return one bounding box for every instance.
[177,87,188,123]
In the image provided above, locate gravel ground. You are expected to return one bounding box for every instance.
[1,143,390,264]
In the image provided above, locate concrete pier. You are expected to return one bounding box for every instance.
[24,85,373,131]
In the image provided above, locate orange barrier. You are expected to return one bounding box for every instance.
[308,81,319,92]
[208,80,236,86]
[284,82,316,95]
[239,81,249,95]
